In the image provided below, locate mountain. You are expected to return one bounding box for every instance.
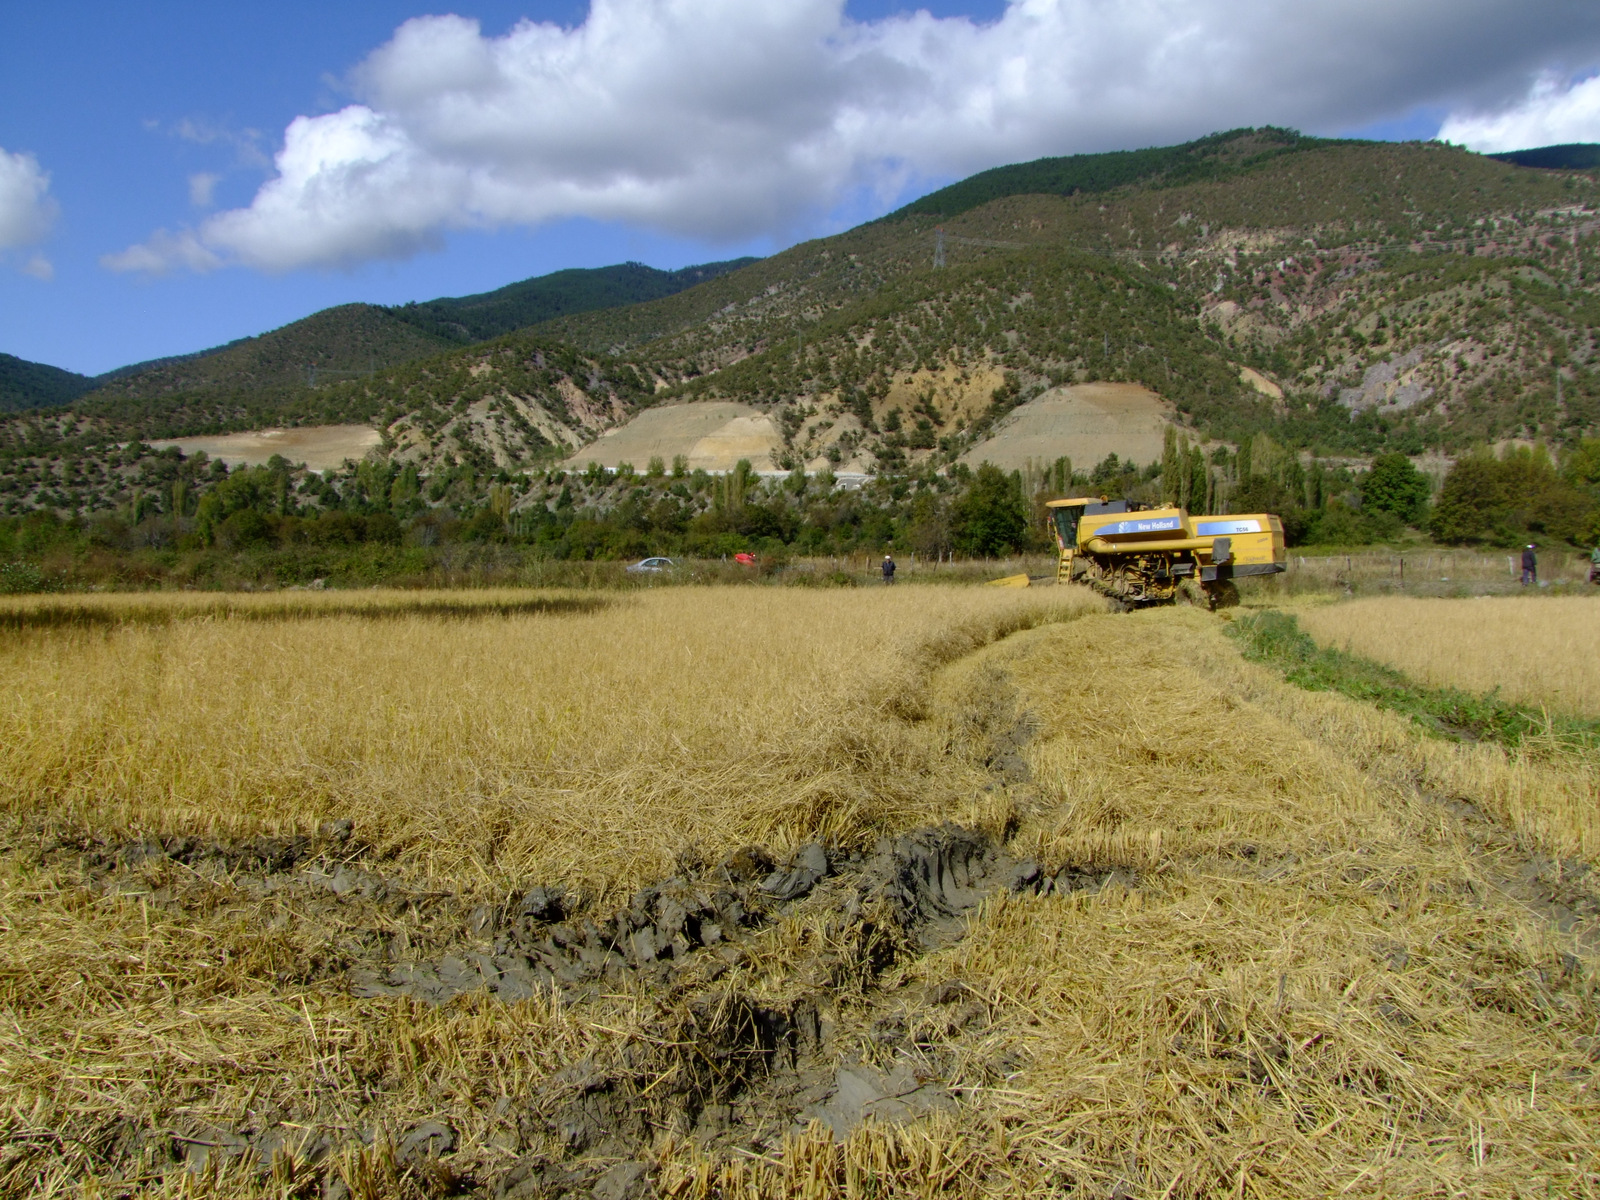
[386,258,759,344]
[82,304,459,409]
[527,134,1599,454]
[265,132,1600,479]
[0,353,95,413]
[63,257,761,421]
[1489,143,1600,171]
[0,341,252,416]
[92,341,249,387]
[8,128,1600,520]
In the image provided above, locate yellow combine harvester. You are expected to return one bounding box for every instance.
[1046,497,1286,609]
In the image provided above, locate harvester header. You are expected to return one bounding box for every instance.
[1047,497,1286,609]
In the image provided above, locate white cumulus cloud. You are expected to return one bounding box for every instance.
[105,0,1600,274]
[0,146,58,278]
[101,228,222,275]
[1439,72,1600,152]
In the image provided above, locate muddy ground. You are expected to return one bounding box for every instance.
[37,781,1598,1200]
[34,807,1132,1198]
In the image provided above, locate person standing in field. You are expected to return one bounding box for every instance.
[882,554,896,585]
[1590,544,1600,585]
[1521,543,1537,586]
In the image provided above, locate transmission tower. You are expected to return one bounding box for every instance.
[933,227,946,269]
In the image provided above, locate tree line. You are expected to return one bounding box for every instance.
[3,432,1597,592]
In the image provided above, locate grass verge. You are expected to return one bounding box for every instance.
[1226,608,1600,752]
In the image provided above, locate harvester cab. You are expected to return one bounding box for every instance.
[1046,497,1285,609]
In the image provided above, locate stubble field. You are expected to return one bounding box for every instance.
[1,585,1598,1199]
[1295,595,1600,717]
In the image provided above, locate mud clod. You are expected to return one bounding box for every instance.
[593,1161,651,1200]
[497,1157,641,1200]
[538,1069,646,1157]
[761,842,830,901]
[397,1120,455,1165]
[863,824,1041,947]
[986,714,1038,784]
[717,845,773,883]
[519,885,568,922]
[800,1063,957,1141]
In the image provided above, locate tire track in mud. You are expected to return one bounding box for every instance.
[39,741,1128,1198]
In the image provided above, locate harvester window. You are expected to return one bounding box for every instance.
[1051,507,1080,545]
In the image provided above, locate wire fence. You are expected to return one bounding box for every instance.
[1245,549,1598,599]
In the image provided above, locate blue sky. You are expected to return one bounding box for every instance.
[2,1,1597,377]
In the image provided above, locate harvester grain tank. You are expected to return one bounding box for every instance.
[1046,497,1286,608]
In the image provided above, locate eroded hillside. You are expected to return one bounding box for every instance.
[552,138,1600,468]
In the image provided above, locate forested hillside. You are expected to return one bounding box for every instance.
[54,132,1600,463]
[0,353,94,413]
[387,258,758,344]
[0,333,647,511]
[889,126,1347,220]
[530,137,1600,466]
[1490,144,1600,171]
[43,257,759,420]
[80,304,458,408]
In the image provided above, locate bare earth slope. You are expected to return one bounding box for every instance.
[150,425,383,473]
[562,402,783,473]
[959,382,1175,471]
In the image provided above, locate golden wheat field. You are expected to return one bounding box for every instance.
[2,585,1599,1199]
[1296,595,1600,717]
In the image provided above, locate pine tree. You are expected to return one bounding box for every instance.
[1160,426,1179,505]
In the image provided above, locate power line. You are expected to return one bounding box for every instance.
[932,227,1029,267]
